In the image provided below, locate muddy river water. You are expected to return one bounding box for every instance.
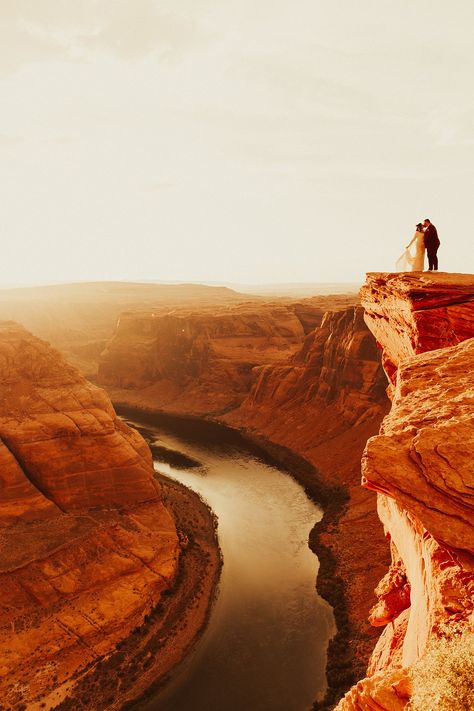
[121,409,335,711]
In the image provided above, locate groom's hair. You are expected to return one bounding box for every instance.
[424,218,431,223]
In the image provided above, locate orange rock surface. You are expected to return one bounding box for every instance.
[0,321,179,709]
[361,272,474,386]
[98,299,355,415]
[0,282,356,379]
[336,274,474,710]
[100,302,390,680]
[230,307,386,442]
[226,307,390,671]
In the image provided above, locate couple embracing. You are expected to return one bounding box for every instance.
[398,218,440,272]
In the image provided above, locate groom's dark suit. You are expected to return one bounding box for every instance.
[424,224,440,271]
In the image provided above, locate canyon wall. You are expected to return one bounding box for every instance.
[0,321,179,709]
[226,306,391,678]
[0,282,253,378]
[98,304,305,414]
[0,283,356,380]
[98,297,356,416]
[98,300,391,686]
[336,273,474,710]
[227,306,386,453]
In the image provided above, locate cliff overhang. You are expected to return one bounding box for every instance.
[336,273,474,710]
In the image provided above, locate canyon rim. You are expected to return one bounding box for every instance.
[1,2,474,709]
[2,271,472,709]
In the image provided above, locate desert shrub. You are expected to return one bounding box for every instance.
[410,633,474,710]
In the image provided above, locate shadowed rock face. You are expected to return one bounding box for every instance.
[336,274,474,710]
[232,307,387,440]
[225,306,391,671]
[0,321,178,709]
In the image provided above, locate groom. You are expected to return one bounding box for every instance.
[423,218,440,271]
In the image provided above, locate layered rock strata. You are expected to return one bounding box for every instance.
[336,273,474,709]
[0,282,357,379]
[361,272,474,387]
[98,301,340,415]
[99,302,391,683]
[229,307,386,446]
[0,321,179,709]
[227,307,391,675]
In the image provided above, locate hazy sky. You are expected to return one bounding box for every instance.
[1,0,473,286]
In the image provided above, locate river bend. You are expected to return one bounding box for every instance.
[121,409,335,711]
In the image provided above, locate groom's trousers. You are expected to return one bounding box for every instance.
[427,247,439,271]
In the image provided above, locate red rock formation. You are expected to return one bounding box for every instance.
[226,307,391,670]
[0,321,179,709]
[98,302,390,677]
[0,281,258,378]
[0,282,357,380]
[361,272,474,386]
[336,274,474,710]
[98,303,312,415]
[230,307,386,446]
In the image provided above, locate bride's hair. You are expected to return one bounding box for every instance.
[416,223,423,230]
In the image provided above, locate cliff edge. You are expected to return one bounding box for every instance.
[336,274,474,710]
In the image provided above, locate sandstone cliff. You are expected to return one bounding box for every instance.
[0,283,356,380]
[98,301,391,694]
[0,321,179,709]
[98,304,306,414]
[361,272,474,389]
[228,307,386,450]
[336,273,474,710]
[226,307,391,685]
[0,282,256,378]
[98,298,356,416]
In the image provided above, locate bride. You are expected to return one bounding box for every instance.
[396,223,425,271]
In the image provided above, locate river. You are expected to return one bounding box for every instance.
[120,408,335,711]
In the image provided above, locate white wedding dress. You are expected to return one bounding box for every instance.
[396,230,425,272]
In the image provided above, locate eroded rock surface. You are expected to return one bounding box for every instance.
[361,272,474,386]
[98,301,391,684]
[363,339,474,556]
[336,274,474,710]
[0,321,179,709]
[98,300,351,415]
[230,307,386,444]
[226,306,391,676]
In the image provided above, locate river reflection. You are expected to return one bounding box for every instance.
[121,409,335,711]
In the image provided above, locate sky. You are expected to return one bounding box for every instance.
[1,0,473,287]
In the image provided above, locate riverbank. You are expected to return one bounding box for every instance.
[241,436,366,710]
[53,472,221,711]
[111,401,368,710]
[214,432,369,710]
